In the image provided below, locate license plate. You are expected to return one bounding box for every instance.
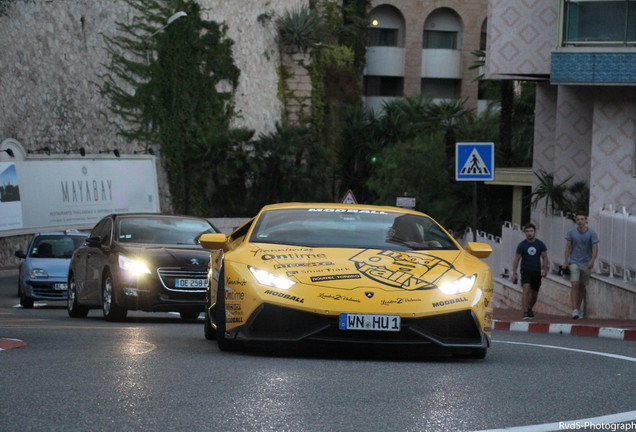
[175,279,206,288]
[53,283,67,291]
[339,313,400,331]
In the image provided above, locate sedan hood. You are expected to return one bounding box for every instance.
[118,244,210,269]
[245,244,467,292]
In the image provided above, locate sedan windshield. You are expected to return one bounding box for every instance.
[250,208,457,250]
[30,236,86,258]
[118,216,215,245]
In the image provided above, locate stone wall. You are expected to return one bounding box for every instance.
[0,0,307,267]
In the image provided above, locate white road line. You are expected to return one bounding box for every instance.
[474,341,636,432]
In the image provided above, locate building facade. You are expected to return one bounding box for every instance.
[364,0,488,113]
[485,0,636,227]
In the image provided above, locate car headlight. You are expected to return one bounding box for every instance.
[438,274,476,295]
[29,268,48,278]
[119,255,151,276]
[249,266,295,290]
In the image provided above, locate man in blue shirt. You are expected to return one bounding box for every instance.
[563,213,600,319]
[511,224,548,320]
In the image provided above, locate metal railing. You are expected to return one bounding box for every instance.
[457,205,636,283]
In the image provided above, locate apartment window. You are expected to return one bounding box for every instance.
[421,79,460,99]
[562,0,636,45]
[368,28,399,47]
[364,76,404,97]
[423,30,457,49]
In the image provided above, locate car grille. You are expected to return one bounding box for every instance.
[241,305,483,347]
[157,267,207,292]
[30,284,67,299]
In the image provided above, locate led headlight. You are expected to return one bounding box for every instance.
[119,255,151,276]
[249,266,296,290]
[439,274,476,295]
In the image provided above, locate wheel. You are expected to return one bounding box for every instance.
[179,311,200,321]
[67,273,89,318]
[215,266,237,351]
[19,288,34,309]
[17,271,22,297]
[204,291,216,340]
[102,270,127,322]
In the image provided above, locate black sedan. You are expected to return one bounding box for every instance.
[67,213,218,321]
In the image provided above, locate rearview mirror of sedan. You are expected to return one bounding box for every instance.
[199,233,228,251]
[465,242,492,259]
[14,250,26,259]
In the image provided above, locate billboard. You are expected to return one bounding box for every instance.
[0,158,159,235]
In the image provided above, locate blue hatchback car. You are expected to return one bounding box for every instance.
[15,230,88,308]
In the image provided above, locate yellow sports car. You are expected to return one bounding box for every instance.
[200,203,493,358]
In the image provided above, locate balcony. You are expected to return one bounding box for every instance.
[421,48,462,79]
[365,46,405,77]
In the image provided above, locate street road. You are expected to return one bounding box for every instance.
[1,273,634,432]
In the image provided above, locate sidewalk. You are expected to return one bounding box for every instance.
[493,308,636,341]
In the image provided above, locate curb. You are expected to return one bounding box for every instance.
[493,320,636,341]
[0,338,28,351]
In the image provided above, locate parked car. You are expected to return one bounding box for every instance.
[200,203,494,359]
[15,230,89,308]
[67,213,218,321]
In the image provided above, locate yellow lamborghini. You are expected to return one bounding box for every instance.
[200,203,493,358]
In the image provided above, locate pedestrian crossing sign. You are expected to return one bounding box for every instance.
[455,142,494,181]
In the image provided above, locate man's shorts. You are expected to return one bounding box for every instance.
[568,264,591,284]
[520,269,542,291]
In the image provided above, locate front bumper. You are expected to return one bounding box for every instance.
[117,268,206,313]
[224,304,489,349]
[23,279,68,300]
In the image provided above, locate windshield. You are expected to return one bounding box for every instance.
[249,208,458,250]
[118,216,216,245]
[30,235,86,259]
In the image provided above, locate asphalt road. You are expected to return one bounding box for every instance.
[1,273,635,432]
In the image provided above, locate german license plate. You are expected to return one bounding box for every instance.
[339,313,400,331]
[53,283,67,291]
[175,279,206,288]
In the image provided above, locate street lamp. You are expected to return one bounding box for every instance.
[145,11,187,65]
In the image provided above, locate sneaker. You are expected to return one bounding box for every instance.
[523,311,531,320]
[527,309,535,319]
[572,309,580,319]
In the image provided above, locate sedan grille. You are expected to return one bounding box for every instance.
[157,267,207,292]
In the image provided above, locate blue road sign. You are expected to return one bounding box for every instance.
[456,142,494,181]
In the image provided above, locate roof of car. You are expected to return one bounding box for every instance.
[258,202,429,216]
[35,230,88,237]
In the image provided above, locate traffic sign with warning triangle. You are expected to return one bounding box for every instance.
[341,189,358,204]
[455,142,494,181]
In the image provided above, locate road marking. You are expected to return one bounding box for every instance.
[474,341,636,432]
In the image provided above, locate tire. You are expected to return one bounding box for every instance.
[215,266,237,351]
[204,306,216,340]
[20,288,34,309]
[102,270,127,322]
[17,271,22,297]
[180,311,200,321]
[67,273,89,318]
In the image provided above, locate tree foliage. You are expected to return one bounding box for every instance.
[100,0,240,216]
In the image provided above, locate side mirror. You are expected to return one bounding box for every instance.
[465,242,492,259]
[199,233,229,251]
[14,251,26,259]
[86,236,102,247]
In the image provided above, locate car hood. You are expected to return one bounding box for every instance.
[242,244,476,292]
[26,258,71,278]
[118,244,210,269]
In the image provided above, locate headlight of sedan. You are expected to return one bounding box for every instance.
[119,255,151,276]
[438,274,476,295]
[249,266,296,290]
[29,268,48,278]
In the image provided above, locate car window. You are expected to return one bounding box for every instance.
[30,235,86,258]
[117,216,216,245]
[91,219,112,246]
[250,208,458,250]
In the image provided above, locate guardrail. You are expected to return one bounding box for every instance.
[457,205,636,283]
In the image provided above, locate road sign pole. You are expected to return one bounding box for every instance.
[472,181,477,242]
